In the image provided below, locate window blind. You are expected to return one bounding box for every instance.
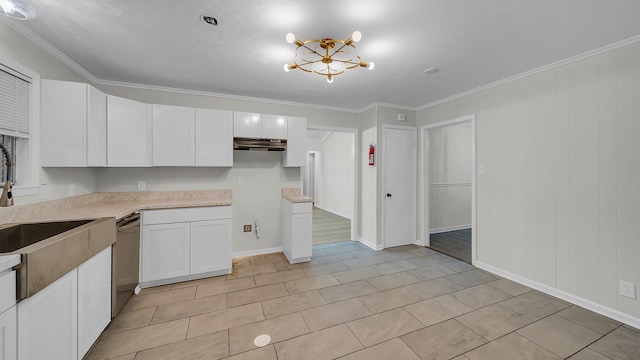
[0,66,30,138]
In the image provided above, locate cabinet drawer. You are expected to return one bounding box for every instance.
[0,270,16,313]
[143,206,231,225]
[291,202,312,214]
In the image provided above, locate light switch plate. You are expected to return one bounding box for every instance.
[620,281,636,299]
[68,183,76,196]
[238,176,245,185]
[137,181,146,191]
[478,164,486,175]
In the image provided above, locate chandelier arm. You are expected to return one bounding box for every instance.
[329,42,350,57]
[299,43,323,57]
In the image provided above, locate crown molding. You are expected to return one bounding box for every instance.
[2,17,99,83]
[417,33,640,111]
[359,102,418,113]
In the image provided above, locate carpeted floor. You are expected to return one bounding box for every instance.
[312,208,351,245]
[429,228,472,263]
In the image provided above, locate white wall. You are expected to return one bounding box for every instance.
[417,41,640,324]
[428,125,472,232]
[359,126,377,246]
[320,132,354,219]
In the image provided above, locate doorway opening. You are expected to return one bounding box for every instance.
[421,115,476,264]
[303,127,358,245]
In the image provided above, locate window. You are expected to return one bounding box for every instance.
[0,55,40,197]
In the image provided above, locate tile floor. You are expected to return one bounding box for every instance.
[85,242,640,360]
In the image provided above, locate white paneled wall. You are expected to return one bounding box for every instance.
[418,41,640,323]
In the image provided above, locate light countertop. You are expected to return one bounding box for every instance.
[281,188,313,203]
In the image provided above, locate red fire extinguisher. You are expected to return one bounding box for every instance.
[368,144,375,166]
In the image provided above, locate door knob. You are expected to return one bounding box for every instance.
[386,193,392,197]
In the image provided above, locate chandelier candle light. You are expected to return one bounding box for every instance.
[283,31,374,83]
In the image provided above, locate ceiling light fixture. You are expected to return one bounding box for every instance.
[0,0,36,20]
[283,31,374,83]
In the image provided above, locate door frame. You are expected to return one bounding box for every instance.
[420,114,477,264]
[381,124,417,249]
[304,125,359,243]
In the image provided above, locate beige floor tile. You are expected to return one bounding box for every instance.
[445,270,498,288]
[302,262,350,276]
[261,289,328,318]
[106,354,136,360]
[151,293,226,324]
[170,275,227,289]
[404,294,473,326]
[486,278,532,296]
[134,330,229,360]
[314,252,356,264]
[516,315,601,358]
[405,277,463,299]
[319,279,378,303]
[379,251,420,262]
[272,261,312,271]
[407,264,456,281]
[312,248,331,256]
[274,325,363,360]
[358,286,422,313]
[347,308,424,347]
[104,307,155,333]
[367,271,420,291]
[196,276,256,298]
[187,303,264,338]
[373,260,419,275]
[226,283,288,307]
[408,247,438,256]
[249,252,287,266]
[342,256,386,269]
[440,260,476,273]
[87,318,189,360]
[331,266,382,284]
[589,326,640,360]
[401,319,487,360]
[229,313,309,355]
[254,269,306,286]
[556,306,621,334]
[138,284,171,295]
[452,284,512,309]
[284,274,339,294]
[224,346,278,360]
[350,248,379,258]
[227,263,276,279]
[408,254,452,267]
[464,333,561,360]
[301,298,372,331]
[569,348,612,360]
[456,304,533,340]
[123,287,197,312]
[500,291,570,320]
[337,338,421,360]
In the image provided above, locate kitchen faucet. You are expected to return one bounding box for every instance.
[0,143,14,207]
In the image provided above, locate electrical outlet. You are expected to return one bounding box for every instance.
[137,181,146,191]
[620,281,636,299]
[243,224,252,232]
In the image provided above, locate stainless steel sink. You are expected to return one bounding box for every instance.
[0,218,116,300]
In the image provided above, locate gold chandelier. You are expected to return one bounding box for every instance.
[283,31,375,83]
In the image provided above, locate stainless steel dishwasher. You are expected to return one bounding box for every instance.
[113,212,140,317]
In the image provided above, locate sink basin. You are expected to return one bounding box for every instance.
[0,220,92,253]
[1,218,116,300]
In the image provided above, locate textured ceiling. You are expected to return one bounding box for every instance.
[11,0,640,110]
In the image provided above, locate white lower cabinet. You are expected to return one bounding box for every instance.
[140,206,232,287]
[0,306,17,360]
[17,247,112,360]
[282,199,312,263]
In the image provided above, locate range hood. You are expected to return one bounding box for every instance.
[233,137,287,151]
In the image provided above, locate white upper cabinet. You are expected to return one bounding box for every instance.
[152,105,196,166]
[261,114,288,139]
[41,80,107,167]
[107,95,152,167]
[196,108,233,166]
[283,116,307,167]
[233,112,261,138]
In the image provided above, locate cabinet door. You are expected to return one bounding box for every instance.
[107,95,151,167]
[152,105,196,166]
[233,112,261,138]
[283,116,307,167]
[18,269,78,360]
[195,109,233,166]
[141,223,190,282]
[86,85,107,167]
[190,219,231,274]
[292,212,312,259]
[0,306,17,360]
[261,114,288,139]
[41,80,87,167]
[78,247,111,359]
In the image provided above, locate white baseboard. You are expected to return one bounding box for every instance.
[316,205,352,220]
[475,261,640,330]
[358,237,383,251]
[232,247,283,258]
[430,224,472,234]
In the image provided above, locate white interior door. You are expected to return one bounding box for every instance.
[384,126,416,248]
